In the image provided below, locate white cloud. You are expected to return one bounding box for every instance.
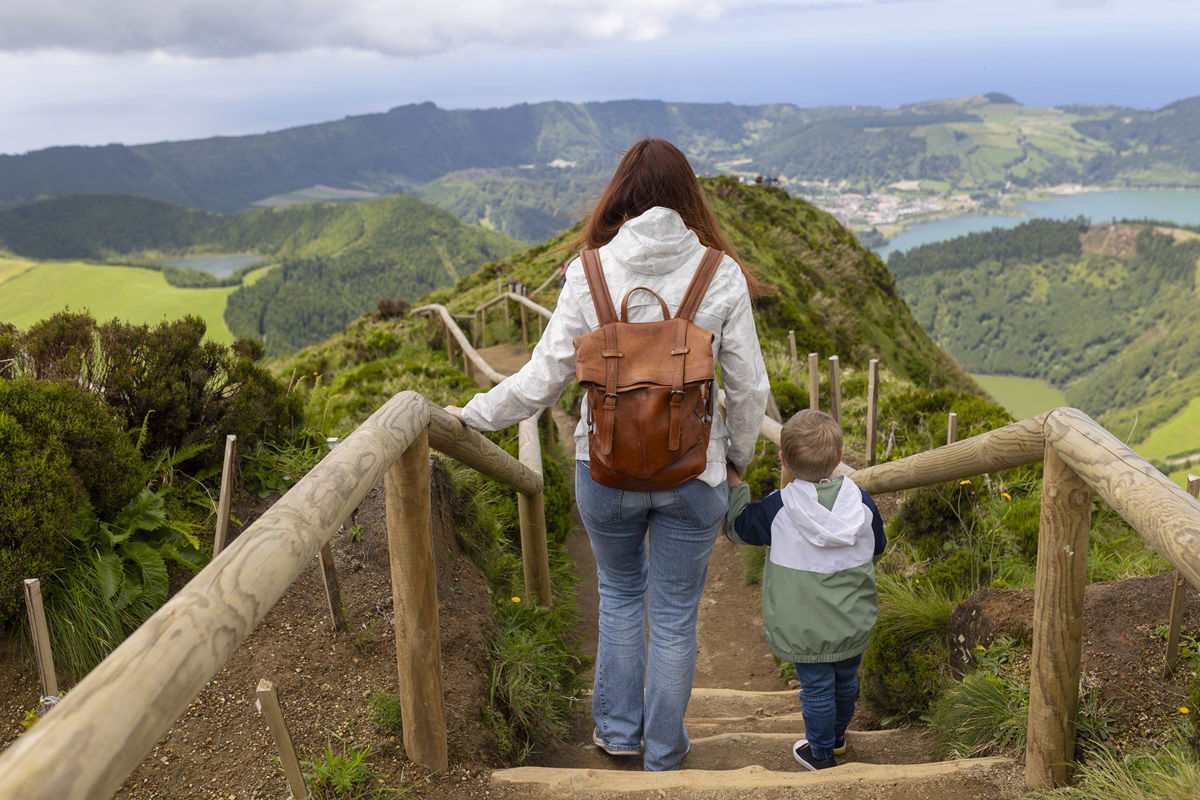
[0,0,842,58]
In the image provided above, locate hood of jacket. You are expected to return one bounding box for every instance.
[780,476,867,549]
[604,206,705,275]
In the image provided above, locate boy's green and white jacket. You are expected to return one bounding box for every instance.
[726,476,886,663]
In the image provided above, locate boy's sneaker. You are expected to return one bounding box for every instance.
[833,736,847,756]
[592,728,640,757]
[793,739,837,771]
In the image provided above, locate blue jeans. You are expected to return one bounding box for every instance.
[793,654,863,760]
[575,462,728,771]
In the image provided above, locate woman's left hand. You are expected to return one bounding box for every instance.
[443,405,465,424]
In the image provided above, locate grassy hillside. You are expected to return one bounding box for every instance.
[0,193,521,355]
[0,255,274,342]
[892,218,1200,455]
[428,178,976,394]
[5,96,1200,242]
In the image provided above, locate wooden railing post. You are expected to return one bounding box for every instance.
[1165,473,1200,675]
[788,331,800,387]
[866,359,879,467]
[808,353,819,410]
[1025,442,1092,789]
[828,355,841,425]
[517,418,553,606]
[213,434,237,556]
[947,412,958,445]
[384,430,448,772]
[519,303,529,346]
[22,579,57,699]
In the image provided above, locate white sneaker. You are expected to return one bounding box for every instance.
[592,728,641,757]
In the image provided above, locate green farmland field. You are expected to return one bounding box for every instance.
[971,373,1068,421]
[0,256,272,343]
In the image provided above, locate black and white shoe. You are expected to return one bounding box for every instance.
[592,728,640,757]
[833,736,847,756]
[793,739,837,771]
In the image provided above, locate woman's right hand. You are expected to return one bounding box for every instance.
[443,405,465,425]
[726,464,742,487]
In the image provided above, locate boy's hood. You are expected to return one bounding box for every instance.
[780,476,866,549]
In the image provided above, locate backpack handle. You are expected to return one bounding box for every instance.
[619,287,670,323]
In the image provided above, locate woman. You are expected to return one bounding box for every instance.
[446,138,770,770]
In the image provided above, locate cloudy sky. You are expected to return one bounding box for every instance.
[2,0,1197,155]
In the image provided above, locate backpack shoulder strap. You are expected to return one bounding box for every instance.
[580,249,618,326]
[676,248,724,322]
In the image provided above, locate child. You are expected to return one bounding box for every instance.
[725,409,885,770]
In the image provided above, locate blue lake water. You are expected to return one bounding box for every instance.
[875,190,1200,259]
[161,254,262,278]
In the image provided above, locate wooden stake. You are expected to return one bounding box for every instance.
[947,412,958,446]
[1165,473,1200,675]
[866,359,879,467]
[884,422,897,460]
[788,331,800,387]
[519,304,529,346]
[828,356,841,426]
[384,431,448,772]
[1025,442,1092,790]
[517,417,553,607]
[213,434,237,557]
[23,579,57,699]
[255,679,310,800]
[808,353,819,410]
[318,543,345,634]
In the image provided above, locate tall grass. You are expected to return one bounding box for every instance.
[1035,744,1200,800]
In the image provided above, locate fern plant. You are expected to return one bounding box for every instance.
[72,488,207,629]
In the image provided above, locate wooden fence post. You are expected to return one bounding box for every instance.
[383,430,448,772]
[866,359,879,467]
[808,353,819,410]
[22,579,57,699]
[947,412,958,446]
[788,331,800,387]
[213,434,237,557]
[519,304,529,346]
[1025,442,1092,790]
[1165,473,1200,675]
[828,356,841,425]
[517,418,553,606]
[318,543,346,634]
[255,679,310,800]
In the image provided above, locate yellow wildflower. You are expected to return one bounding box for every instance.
[1002,492,1012,501]
[1182,707,1190,714]
[511,596,521,603]
[959,479,972,486]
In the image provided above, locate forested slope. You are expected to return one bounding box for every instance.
[892,219,1200,438]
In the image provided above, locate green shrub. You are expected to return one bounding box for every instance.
[0,379,148,621]
[889,480,980,561]
[929,670,1027,757]
[0,413,87,620]
[771,378,807,419]
[7,312,302,469]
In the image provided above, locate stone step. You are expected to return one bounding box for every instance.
[685,713,808,737]
[492,757,1015,796]
[546,729,931,772]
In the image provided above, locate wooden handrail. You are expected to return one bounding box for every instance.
[507,291,553,320]
[413,303,508,386]
[0,392,541,798]
[851,414,1048,494]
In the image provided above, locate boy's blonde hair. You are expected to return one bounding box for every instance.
[781,409,843,482]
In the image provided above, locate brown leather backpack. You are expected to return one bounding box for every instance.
[573,247,723,490]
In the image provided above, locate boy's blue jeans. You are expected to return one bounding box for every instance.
[575,462,728,771]
[793,654,863,760]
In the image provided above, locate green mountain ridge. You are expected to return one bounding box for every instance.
[891,218,1200,443]
[5,95,1200,242]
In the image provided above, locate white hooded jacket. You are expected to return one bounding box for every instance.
[461,206,770,486]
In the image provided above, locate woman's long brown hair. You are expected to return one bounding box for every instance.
[573,138,770,298]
